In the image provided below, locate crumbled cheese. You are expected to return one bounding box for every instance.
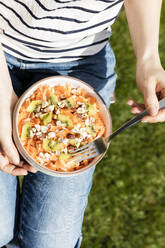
[32,128,37,133]
[63,139,69,145]
[58,138,63,143]
[36,131,42,136]
[79,128,88,139]
[56,150,60,156]
[56,120,66,127]
[72,126,79,133]
[77,107,86,114]
[45,153,50,160]
[44,105,55,112]
[41,126,48,134]
[80,128,86,133]
[71,88,81,95]
[35,112,42,117]
[42,100,49,108]
[34,124,41,132]
[56,109,60,114]
[53,114,57,120]
[58,101,66,108]
[39,152,44,157]
[48,132,56,138]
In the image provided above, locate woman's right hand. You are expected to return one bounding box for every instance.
[0,91,37,176]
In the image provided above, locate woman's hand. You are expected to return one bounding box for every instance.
[128,59,165,123]
[0,90,37,176]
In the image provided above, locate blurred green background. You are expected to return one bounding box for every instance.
[82,3,165,248]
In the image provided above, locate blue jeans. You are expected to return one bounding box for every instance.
[0,42,116,248]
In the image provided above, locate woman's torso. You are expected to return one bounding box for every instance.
[0,0,124,62]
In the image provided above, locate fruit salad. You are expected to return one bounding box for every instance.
[18,84,105,172]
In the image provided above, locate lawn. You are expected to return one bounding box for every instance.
[81,3,165,248]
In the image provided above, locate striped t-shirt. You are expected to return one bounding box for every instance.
[0,0,124,63]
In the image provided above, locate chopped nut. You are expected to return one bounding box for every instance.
[71,108,77,114]
[75,133,80,138]
[68,145,76,153]
[60,95,66,100]
[66,133,75,139]
[47,124,52,129]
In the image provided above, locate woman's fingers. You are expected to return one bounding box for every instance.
[0,153,28,176]
[127,99,165,123]
[0,136,20,165]
[142,108,165,123]
[3,163,28,176]
[127,99,145,114]
[0,153,29,176]
[21,161,37,173]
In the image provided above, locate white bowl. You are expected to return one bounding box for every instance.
[13,75,111,177]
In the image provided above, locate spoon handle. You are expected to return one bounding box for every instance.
[108,98,165,142]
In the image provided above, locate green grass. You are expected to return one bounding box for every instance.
[81,4,165,248]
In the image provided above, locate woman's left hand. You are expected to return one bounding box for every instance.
[128,59,165,123]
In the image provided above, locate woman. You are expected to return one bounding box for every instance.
[0,1,165,247]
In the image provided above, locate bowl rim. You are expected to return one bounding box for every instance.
[13,75,111,177]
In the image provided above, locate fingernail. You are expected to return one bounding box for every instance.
[142,119,147,123]
[13,157,20,165]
